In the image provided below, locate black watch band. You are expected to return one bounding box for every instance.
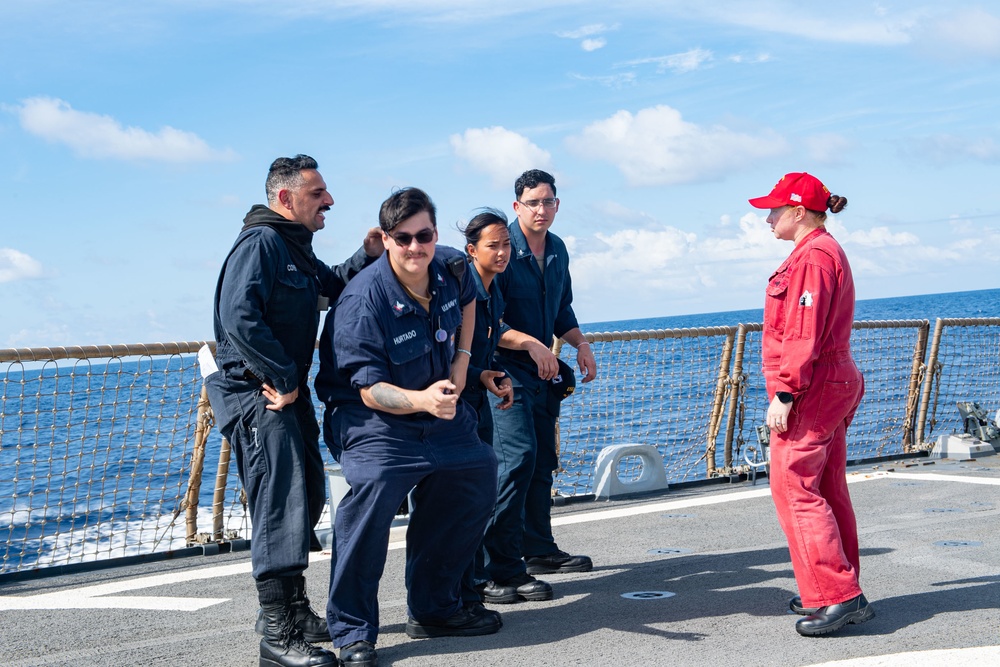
[776,391,794,404]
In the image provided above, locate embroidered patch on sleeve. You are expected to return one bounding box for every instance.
[799,291,813,307]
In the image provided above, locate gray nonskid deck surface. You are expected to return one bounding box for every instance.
[2,457,999,667]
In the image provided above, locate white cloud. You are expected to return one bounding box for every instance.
[25,1,987,54]
[621,48,713,74]
[15,97,236,162]
[840,226,919,248]
[681,2,998,56]
[562,204,999,322]
[727,53,772,64]
[720,213,782,257]
[450,126,553,187]
[904,134,1000,166]
[213,0,583,23]
[595,228,696,266]
[557,21,617,51]
[913,8,1000,59]
[3,322,74,349]
[0,248,44,282]
[565,105,788,186]
[569,72,636,88]
[565,212,783,319]
[821,217,983,281]
[557,23,616,39]
[682,2,916,45]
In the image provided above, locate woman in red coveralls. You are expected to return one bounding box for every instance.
[749,172,874,637]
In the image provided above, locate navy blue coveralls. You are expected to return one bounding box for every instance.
[458,260,508,593]
[461,261,509,445]
[486,221,579,582]
[206,205,369,583]
[315,251,498,648]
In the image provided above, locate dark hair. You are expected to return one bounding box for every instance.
[812,194,848,222]
[514,169,557,199]
[826,195,848,214]
[379,187,437,233]
[459,208,509,248]
[265,154,318,204]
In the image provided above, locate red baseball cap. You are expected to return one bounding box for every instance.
[748,172,830,211]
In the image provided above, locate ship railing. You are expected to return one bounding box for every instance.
[2,318,999,577]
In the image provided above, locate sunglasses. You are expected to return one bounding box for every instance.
[389,227,436,246]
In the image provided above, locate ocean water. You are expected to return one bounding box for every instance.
[584,287,999,333]
[1,287,997,572]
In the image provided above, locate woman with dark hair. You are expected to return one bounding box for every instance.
[749,172,873,637]
[459,208,515,436]
[454,209,520,605]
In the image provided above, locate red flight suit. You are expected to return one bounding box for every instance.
[762,227,865,608]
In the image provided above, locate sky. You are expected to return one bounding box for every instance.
[2,1,1000,347]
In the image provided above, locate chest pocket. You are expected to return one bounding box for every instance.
[504,267,540,332]
[268,266,312,323]
[506,259,539,298]
[275,266,310,290]
[386,326,431,366]
[765,271,789,335]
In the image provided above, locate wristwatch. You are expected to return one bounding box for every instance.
[776,391,794,404]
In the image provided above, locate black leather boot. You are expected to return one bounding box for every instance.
[259,601,340,667]
[256,576,330,644]
[795,594,875,637]
[291,575,331,643]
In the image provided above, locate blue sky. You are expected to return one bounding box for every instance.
[3,1,999,347]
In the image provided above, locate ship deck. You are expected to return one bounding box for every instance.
[3,454,1000,667]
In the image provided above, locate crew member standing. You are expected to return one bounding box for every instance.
[749,171,874,637]
[316,187,500,667]
[206,155,378,667]
[482,169,597,604]
[458,209,514,449]
[457,209,515,605]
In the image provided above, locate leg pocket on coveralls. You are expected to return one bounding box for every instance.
[809,379,862,439]
[238,397,268,480]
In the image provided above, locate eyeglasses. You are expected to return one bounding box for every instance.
[518,198,558,210]
[389,227,435,246]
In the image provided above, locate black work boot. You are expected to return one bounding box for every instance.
[291,575,331,643]
[259,601,340,667]
[256,576,330,643]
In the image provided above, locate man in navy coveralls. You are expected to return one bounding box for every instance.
[480,169,599,604]
[315,187,500,667]
[208,155,379,667]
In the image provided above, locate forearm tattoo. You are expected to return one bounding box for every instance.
[369,383,413,410]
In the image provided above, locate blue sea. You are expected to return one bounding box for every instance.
[584,287,999,333]
[1,287,997,573]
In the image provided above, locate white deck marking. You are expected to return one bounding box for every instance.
[551,486,775,526]
[0,561,249,611]
[2,468,993,612]
[551,469,1000,528]
[804,645,1000,666]
[879,471,1000,486]
[550,470,884,527]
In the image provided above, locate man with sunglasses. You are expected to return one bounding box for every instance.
[315,187,501,667]
[479,169,598,605]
